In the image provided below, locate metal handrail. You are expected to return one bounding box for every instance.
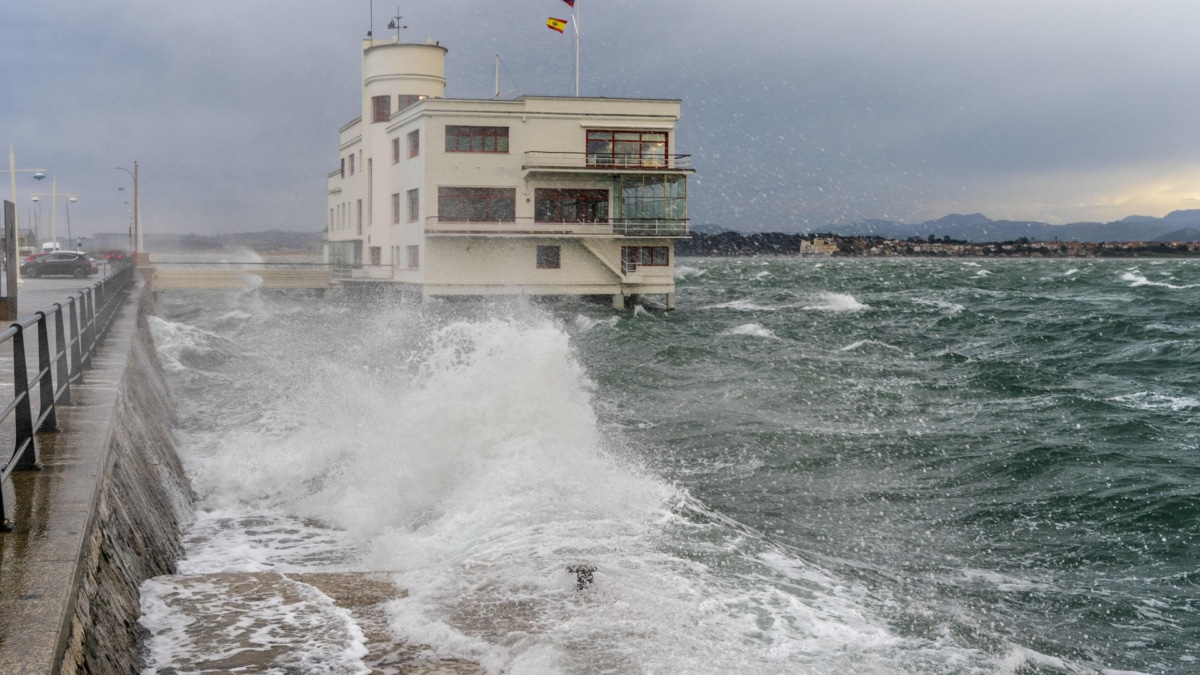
[523,151,693,171]
[0,265,136,530]
[424,216,690,237]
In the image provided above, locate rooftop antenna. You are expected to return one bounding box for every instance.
[493,55,521,99]
[368,0,373,37]
[387,6,406,41]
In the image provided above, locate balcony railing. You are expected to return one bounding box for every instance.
[424,217,689,237]
[524,152,692,172]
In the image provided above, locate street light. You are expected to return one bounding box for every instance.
[66,195,78,250]
[30,177,79,251]
[4,145,46,248]
[113,162,140,264]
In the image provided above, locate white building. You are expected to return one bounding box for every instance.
[325,38,693,309]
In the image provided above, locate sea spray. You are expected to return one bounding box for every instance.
[142,258,1200,673]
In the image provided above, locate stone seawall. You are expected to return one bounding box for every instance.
[0,281,193,674]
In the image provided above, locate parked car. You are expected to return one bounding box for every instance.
[20,251,94,278]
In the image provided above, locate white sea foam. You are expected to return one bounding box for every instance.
[147,298,996,673]
[959,568,1050,592]
[140,574,370,674]
[572,314,620,333]
[1120,270,1200,289]
[1110,391,1200,412]
[704,298,778,311]
[675,265,706,280]
[840,339,905,353]
[804,292,869,312]
[723,323,779,339]
[913,297,965,315]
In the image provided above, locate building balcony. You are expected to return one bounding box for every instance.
[523,152,693,174]
[424,217,689,237]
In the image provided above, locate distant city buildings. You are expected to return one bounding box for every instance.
[325,38,694,309]
[677,232,1200,258]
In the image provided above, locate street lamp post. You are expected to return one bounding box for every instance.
[30,177,78,251]
[4,145,47,250]
[65,195,78,249]
[113,162,140,264]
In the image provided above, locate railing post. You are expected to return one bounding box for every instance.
[67,297,83,384]
[35,312,59,433]
[12,324,41,471]
[81,289,95,369]
[52,303,71,405]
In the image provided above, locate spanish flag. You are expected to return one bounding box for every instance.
[547,17,568,33]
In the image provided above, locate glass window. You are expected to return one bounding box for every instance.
[437,187,516,222]
[534,189,609,223]
[617,175,687,223]
[392,138,400,164]
[392,193,400,224]
[408,130,420,158]
[407,189,419,222]
[537,245,561,269]
[372,95,391,123]
[445,126,509,153]
[587,130,669,167]
[620,246,670,270]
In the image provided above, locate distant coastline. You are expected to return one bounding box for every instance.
[677,232,1200,258]
[683,208,1200,258]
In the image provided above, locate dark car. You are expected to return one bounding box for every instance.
[21,251,93,278]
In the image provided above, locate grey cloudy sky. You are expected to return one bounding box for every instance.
[4,0,1199,236]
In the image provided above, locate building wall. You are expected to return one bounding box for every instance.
[327,39,687,303]
[425,237,617,288]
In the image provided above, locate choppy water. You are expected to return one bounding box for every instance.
[140,257,1199,674]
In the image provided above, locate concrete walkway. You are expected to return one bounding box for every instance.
[0,278,136,673]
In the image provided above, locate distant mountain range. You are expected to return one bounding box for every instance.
[695,209,1200,243]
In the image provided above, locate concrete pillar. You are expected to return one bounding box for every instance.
[611,293,625,310]
[665,292,675,310]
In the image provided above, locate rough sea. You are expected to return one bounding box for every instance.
[140,257,1198,674]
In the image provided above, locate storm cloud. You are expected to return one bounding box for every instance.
[3,0,1198,235]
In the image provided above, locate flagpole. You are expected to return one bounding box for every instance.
[573,1,580,97]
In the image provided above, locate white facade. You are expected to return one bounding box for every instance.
[325,38,693,309]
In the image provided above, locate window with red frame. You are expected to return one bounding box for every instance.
[534,188,608,222]
[445,126,509,153]
[372,96,391,123]
[620,245,669,271]
[536,245,561,269]
[407,189,419,222]
[586,130,667,167]
[437,187,516,222]
[408,130,420,158]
